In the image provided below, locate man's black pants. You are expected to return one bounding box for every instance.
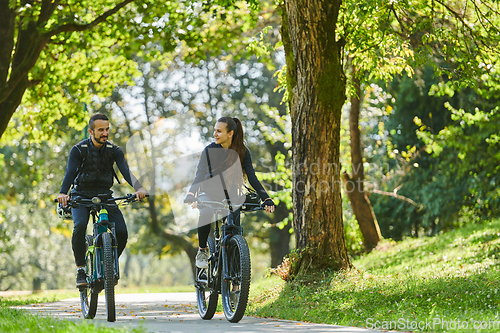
[71,201,128,267]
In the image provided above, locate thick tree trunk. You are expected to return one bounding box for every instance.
[0,78,28,137]
[269,202,291,268]
[343,74,382,251]
[281,0,351,275]
[0,18,46,137]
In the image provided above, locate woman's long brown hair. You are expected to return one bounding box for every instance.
[217,116,246,174]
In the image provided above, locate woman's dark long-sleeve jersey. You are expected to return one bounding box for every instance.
[188,143,269,201]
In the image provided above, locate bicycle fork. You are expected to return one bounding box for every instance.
[221,224,242,282]
[93,222,120,284]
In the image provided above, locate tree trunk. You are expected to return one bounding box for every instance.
[0,78,28,138]
[32,277,42,293]
[269,202,291,268]
[281,0,351,275]
[342,73,382,251]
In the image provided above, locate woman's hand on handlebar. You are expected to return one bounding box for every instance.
[263,198,275,213]
[184,193,198,209]
[57,193,70,207]
[135,187,148,201]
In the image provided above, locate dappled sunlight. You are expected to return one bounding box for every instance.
[249,219,500,332]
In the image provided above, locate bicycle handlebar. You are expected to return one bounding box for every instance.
[54,193,149,207]
[196,199,265,212]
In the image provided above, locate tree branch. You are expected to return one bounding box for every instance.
[0,1,16,85]
[45,0,135,38]
[27,79,41,88]
[434,0,496,54]
[1,0,135,106]
[1,35,48,105]
[38,0,61,26]
[370,189,421,208]
[471,0,498,36]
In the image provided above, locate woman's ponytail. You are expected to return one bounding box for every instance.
[231,117,245,156]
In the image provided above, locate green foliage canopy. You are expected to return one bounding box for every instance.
[0,0,262,142]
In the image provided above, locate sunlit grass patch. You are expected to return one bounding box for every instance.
[0,290,79,308]
[249,219,500,332]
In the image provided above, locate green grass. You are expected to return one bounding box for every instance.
[248,219,500,332]
[0,291,79,307]
[0,291,145,333]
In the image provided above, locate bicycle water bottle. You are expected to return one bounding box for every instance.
[98,209,109,234]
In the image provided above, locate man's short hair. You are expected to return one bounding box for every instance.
[89,114,109,130]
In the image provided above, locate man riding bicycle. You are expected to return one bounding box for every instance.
[57,113,147,287]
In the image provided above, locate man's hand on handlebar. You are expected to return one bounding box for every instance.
[135,187,148,201]
[57,193,70,207]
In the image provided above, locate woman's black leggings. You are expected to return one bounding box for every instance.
[197,194,240,248]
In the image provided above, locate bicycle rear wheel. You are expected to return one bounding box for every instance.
[196,237,218,320]
[221,234,251,323]
[80,235,98,319]
[102,232,116,322]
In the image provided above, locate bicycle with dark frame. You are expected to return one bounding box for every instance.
[56,193,146,322]
[193,196,264,323]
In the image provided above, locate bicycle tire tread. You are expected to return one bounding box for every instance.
[102,233,116,322]
[196,237,218,319]
[222,235,251,323]
[81,235,98,319]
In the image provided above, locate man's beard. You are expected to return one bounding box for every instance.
[94,134,107,144]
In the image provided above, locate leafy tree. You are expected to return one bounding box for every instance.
[280,0,352,274]
[363,66,499,240]
[415,89,500,225]
[277,0,500,275]
[0,0,262,140]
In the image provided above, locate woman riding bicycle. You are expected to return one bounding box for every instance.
[184,116,275,269]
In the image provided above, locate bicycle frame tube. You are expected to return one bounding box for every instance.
[209,205,245,288]
[219,211,242,282]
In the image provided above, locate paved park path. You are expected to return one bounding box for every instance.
[18,292,382,333]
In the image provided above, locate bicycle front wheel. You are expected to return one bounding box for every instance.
[102,232,116,322]
[196,237,218,320]
[221,234,251,323]
[80,235,98,319]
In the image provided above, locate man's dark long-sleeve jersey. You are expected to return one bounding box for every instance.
[60,139,141,195]
[188,143,269,201]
